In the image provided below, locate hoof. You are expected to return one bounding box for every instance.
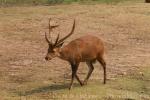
[103,81,106,84]
[83,81,87,85]
[69,85,72,90]
[80,82,84,86]
[69,87,72,90]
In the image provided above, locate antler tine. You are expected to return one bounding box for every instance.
[48,18,52,42]
[54,34,60,46]
[51,24,59,29]
[45,32,51,44]
[56,19,75,45]
[45,18,61,45]
[48,18,60,44]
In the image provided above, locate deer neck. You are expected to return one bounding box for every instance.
[57,47,69,61]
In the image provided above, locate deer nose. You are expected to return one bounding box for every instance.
[45,57,48,60]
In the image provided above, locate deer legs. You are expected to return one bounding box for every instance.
[69,57,106,90]
[97,57,106,84]
[69,63,83,90]
[83,62,94,85]
[83,57,106,85]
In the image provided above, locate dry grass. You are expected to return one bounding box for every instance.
[0,1,150,100]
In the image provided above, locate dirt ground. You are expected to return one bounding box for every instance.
[0,2,150,100]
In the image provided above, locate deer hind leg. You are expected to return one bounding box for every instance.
[75,74,83,86]
[69,63,82,90]
[97,56,106,84]
[83,62,94,85]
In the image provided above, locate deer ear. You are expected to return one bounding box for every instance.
[56,42,64,48]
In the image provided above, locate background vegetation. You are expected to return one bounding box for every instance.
[0,0,142,6]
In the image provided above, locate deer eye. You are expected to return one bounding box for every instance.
[51,50,55,53]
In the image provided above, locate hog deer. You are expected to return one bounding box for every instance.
[45,18,106,90]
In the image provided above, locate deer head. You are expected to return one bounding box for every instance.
[45,18,75,60]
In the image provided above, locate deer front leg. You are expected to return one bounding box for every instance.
[69,63,79,90]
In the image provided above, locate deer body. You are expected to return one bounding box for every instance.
[59,35,104,62]
[45,19,106,90]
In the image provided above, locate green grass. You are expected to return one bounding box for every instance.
[1,67,149,100]
[0,0,142,6]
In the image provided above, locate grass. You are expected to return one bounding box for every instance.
[0,1,150,100]
[1,67,149,100]
[0,0,142,6]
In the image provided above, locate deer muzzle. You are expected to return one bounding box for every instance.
[45,56,51,61]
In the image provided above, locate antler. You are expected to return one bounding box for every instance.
[45,18,59,45]
[45,18,75,47]
[54,19,76,46]
[45,32,51,44]
[54,34,60,46]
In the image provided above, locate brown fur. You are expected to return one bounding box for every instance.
[59,35,104,62]
[45,19,106,90]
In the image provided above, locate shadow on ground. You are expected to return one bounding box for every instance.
[19,83,81,96]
